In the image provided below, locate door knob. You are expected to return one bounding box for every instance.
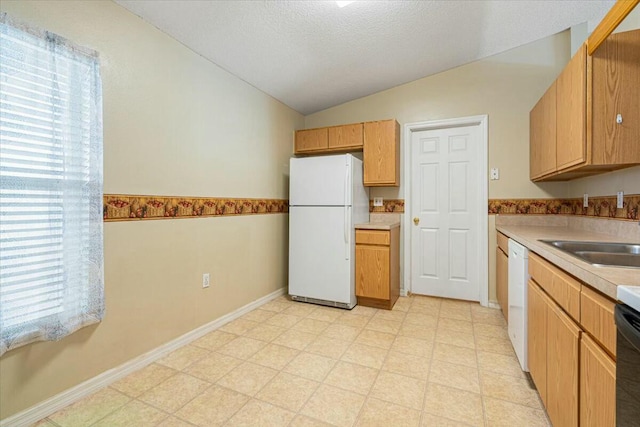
[413,217,420,225]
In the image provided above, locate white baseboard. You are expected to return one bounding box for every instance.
[0,287,286,427]
[399,289,408,297]
[487,301,501,309]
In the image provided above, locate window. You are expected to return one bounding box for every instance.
[0,15,103,355]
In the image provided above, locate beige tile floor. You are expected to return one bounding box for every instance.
[34,295,550,427]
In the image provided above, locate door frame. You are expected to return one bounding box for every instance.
[403,115,489,307]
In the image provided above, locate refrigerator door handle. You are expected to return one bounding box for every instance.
[344,162,349,242]
[344,206,350,260]
[343,161,350,260]
[344,162,350,207]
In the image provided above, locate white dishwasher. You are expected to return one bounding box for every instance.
[508,239,529,371]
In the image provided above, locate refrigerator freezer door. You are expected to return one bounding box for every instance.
[289,206,354,307]
[290,154,352,207]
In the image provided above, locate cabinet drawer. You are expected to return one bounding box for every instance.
[497,232,509,254]
[581,285,616,358]
[355,230,390,245]
[529,253,581,321]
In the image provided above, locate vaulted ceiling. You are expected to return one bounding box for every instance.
[115,0,615,115]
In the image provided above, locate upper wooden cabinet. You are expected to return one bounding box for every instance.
[363,119,400,186]
[295,128,329,153]
[556,45,587,170]
[327,124,363,151]
[591,29,640,166]
[295,124,363,154]
[530,29,640,181]
[294,119,400,187]
[530,82,557,180]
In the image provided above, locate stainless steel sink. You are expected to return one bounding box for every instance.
[540,240,640,268]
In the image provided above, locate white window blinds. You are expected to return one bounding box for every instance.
[0,15,104,356]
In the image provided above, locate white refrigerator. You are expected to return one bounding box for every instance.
[289,154,369,309]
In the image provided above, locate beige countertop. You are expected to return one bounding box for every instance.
[496,224,640,300]
[355,221,400,230]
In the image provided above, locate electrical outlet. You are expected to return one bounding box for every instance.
[490,168,500,180]
[617,191,624,209]
[202,273,210,288]
[583,193,589,208]
[373,197,383,207]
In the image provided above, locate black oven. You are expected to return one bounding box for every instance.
[615,303,640,426]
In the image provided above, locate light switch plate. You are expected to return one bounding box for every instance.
[617,191,624,209]
[490,168,500,180]
[373,197,383,207]
[583,194,589,208]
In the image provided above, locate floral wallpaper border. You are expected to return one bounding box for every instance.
[104,194,639,222]
[104,194,288,222]
[488,195,640,221]
[368,195,640,220]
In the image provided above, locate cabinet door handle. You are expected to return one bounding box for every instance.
[413,217,419,225]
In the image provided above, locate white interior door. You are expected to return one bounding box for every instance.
[410,125,482,301]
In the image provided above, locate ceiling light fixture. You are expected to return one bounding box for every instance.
[336,1,355,8]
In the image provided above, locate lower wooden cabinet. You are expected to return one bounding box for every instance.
[496,244,508,321]
[527,256,617,427]
[581,285,617,357]
[546,299,581,427]
[527,280,549,406]
[581,333,616,427]
[528,279,580,427]
[355,227,399,310]
[529,252,581,321]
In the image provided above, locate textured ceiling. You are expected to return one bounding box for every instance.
[115,0,615,115]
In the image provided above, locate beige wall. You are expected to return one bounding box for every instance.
[0,0,303,419]
[305,32,572,303]
[567,166,640,198]
[615,6,640,33]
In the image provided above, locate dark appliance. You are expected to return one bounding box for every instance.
[615,303,640,426]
